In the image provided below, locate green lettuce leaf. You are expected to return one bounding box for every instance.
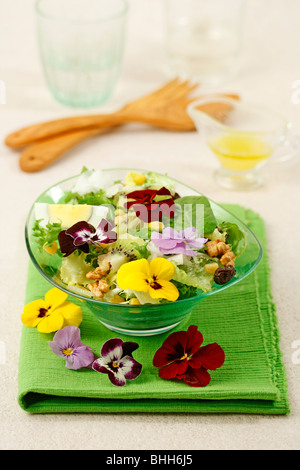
[60,253,92,286]
[32,219,62,253]
[173,195,217,235]
[172,256,215,293]
[63,188,114,208]
[145,172,176,195]
[172,280,198,300]
[218,221,246,256]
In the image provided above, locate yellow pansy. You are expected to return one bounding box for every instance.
[21,287,82,334]
[117,258,179,302]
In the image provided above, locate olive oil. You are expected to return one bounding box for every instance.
[208,134,273,171]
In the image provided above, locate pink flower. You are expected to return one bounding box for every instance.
[48,326,96,370]
[151,227,207,256]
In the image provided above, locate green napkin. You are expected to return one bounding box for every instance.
[18,205,289,414]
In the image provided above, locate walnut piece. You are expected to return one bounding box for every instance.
[205,240,219,257]
[97,253,111,272]
[220,251,235,266]
[87,280,110,298]
[216,241,230,255]
[205,239,235,266]
[86,253,111,280]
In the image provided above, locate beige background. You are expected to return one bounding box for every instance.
[0,0,300,450]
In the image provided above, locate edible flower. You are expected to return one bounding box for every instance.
[92,338,142,386]
[58,218,117,257]
[153,325,225,387]
[21,288,82,334]
[117,258,179,302]
[48,326,96,370]
[151,227,207,256]
[125,187,175,223]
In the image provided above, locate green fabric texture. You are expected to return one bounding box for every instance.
[18,205,289,414]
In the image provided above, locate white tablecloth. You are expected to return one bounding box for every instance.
[1,0,299,450]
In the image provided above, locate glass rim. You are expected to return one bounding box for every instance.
[35,0,129,25]
[187,96,291,137]
[25,167,263,308]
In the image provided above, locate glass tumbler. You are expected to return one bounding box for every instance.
[164,0,245,85]
[35,0,129,108]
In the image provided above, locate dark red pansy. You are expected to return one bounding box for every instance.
[176,366,212,388]
[58,219,117,257]
[188,343,225,371]
[153,325,204,379]
[58,228,90,257]
[153,325,225,387]
[125,187,175,223]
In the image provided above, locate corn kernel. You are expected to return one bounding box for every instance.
[129,298,140,305]
[113,295,125,304]
[43,241,58,255]
[204,262,219,274]
[148,221,164,232]
[133,173,146,185]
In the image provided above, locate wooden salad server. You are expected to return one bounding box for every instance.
[5,78,239,172]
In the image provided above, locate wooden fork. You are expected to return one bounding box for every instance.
[6,79,200,149]
[5,78,239,172]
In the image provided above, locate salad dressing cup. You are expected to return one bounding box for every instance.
[187,97,300,190]
[25,169,263,336]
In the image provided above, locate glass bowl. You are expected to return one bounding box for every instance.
[25,168,263,336]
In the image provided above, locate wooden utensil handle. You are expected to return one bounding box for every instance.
[18,96,241,172]
[19,128,102,172]
[6,112,123,149]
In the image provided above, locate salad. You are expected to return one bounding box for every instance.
[31,169,246,305]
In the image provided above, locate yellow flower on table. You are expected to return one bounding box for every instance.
[21,287,82,334]
[117,258,179,302]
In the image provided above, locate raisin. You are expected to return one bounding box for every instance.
[214,265,236,285]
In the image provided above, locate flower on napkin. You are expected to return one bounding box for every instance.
[151,226,207,256]
[92,338,142,387]
[117,257,179,302]
[124,187,175,223]
[21,287,82,334]
[48,326,96,370]
[58,218,117,257]
[153,325,225,387]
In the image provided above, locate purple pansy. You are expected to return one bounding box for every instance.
[58,218,117,257]
[48,326,96,370]
[151,227,207,256]
[92,338,142,387]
